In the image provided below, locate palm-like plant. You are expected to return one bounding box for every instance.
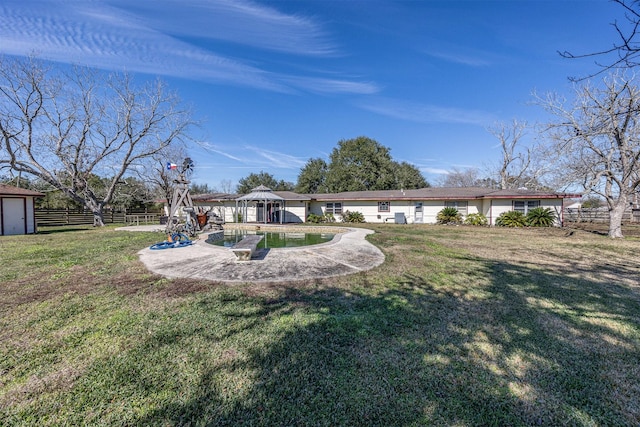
[437,207,463,224]
[526,207,556,227]
[496,210,527,227]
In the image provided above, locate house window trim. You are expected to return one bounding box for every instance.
[378,201,390,212]
[513,200,540,214]
[326,202,342,215]
[445,200,468,215]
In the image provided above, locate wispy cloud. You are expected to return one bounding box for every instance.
[422,167,450,175]
[0,0,372,94]
[419,39,498,67]
[282,76,380,95]
[425,51,491,67]
[116,0,336,56]
[245,146,307,169]
[195,141,246,163]
[356,97,496,126]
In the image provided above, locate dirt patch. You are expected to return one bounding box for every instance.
[565,222,640,237]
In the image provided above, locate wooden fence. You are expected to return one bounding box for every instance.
[563,208,640,223]
[35,209,161,227]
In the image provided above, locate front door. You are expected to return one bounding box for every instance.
[2,198,26,235]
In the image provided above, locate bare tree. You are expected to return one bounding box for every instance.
[487,120,534,189]
[560,0,640,79]
[537,72,640,238]
[437,167,493,187]
[0,57,194,225]
[218,179,235,194]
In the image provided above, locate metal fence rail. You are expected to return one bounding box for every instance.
[124,213,160,226]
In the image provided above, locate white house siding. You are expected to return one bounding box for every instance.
[311,199,486,224]
[487,199,513,225]
[482,199,493,223]
[469,201,482,217]
[411,200,481,224]
[312,200,415,224]
[282,203,306,223]
[346,201,396,223]
[420,201,444,224]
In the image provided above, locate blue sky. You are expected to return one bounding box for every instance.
[0,0,621,189]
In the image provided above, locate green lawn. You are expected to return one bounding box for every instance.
[1,224,639,426]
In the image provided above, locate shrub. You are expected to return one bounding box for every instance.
[306,213,323,223]
[526,207,556,227]
[306,213,336,223]
[342,210,365,223]
[437,207,463,224]
[496,210,526,227]
[464,213,488,226]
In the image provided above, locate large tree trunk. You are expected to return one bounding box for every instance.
[93,210,105,227]
[84,198,106,227]
[608,202,627,238]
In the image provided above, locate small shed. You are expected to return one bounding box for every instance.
[0,184,44,235]
[236,185,285,224]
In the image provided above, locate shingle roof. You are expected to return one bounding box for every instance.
[189,187,580,203]
[273,191,312,201]
[191,192,238,202]
[307,187,579,201]
[0,184,44,197]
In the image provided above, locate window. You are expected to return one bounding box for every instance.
[378,201,390,212]
[514,200,540,214]
[326,202,342,215]
[445,201,468,215]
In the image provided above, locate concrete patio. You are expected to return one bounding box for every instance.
[119,225,385,283]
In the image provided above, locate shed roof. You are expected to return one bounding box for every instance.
[0,184,44,197]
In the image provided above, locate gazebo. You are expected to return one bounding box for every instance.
[235,185,285,224]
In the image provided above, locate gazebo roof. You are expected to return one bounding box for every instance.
[237,185,285,201]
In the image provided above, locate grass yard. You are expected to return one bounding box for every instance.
[1,224,639,426]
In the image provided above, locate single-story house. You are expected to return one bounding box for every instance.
[189,186,580,226]
[308,187,581,225]
[0,184,44,235]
